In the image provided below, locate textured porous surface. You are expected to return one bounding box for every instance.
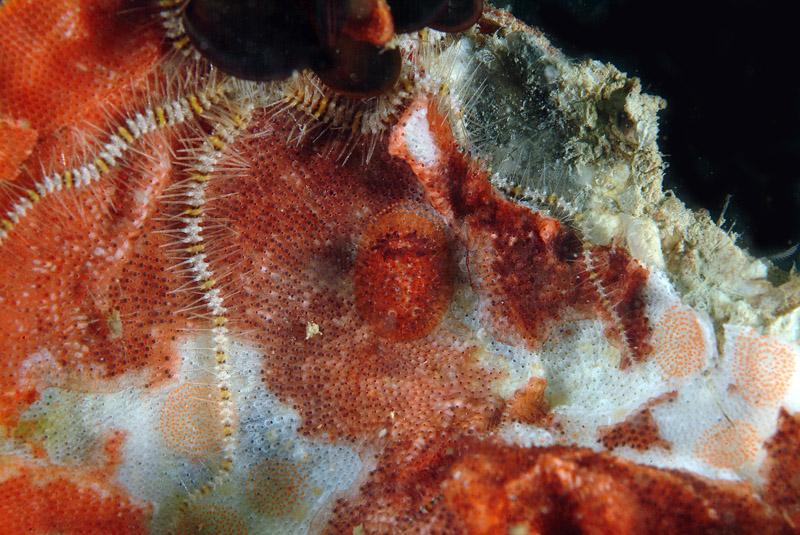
[0,1,798,534]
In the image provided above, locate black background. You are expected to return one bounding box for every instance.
[505,0,800,268]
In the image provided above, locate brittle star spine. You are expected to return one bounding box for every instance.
[169,93,254,528]
[0,80,226,244]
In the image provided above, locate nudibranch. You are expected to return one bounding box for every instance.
[1,0,799,534]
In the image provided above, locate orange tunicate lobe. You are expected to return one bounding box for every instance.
[355,203,454,341]
[342,0,394,46]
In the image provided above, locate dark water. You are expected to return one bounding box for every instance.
[507,0,800,268]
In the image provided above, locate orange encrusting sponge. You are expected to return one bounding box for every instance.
[0,0,160,144]
[0,117,37,180]
[0,436,151,535]
[0,136,192,427]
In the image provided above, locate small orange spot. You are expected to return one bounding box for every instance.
[505,377,550,425]
[247,459,308,516]
[354,203,454,342]
[696,421,760,469]
[175,505,247,535]
[158,383,229,456]
[731,328,797,406]
[652,305,707,378]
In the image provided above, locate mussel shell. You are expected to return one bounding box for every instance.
[314,35,402,97]
[183,0,324,81]
[388,0,448,33]
[429,0,483,33]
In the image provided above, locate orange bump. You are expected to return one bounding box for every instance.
[505,376,550,425]
[696,421,760,469]
[175,505,247,535]
[354,202,454,342]
[652,305,707,378]
[247,459,307,516]
[731,328,797,406]
[159,383,229,456]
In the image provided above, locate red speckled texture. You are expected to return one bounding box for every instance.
[389,99,652,367]
[324,438,796,535]
[0,117,37,179]
[1,0,798,533]
[441,441,795,535]
[598,392,677,452]
[0,133,195,425]
[0,0,200,427]
[761,408,800,527]
[0,0,159,140]
[598,406,671,452]
[203,110,503,455]
[0,431,152,535]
